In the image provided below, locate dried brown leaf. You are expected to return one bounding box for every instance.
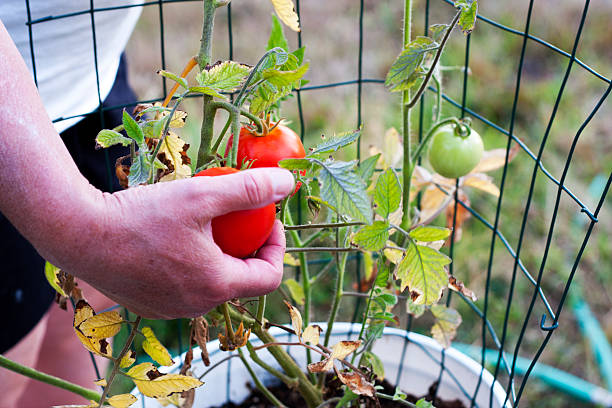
[419,185,453,224]
[445,190,471,242]
[471,144,520,173]
[462,173,499,197]
[448,276,477,301]
[283,300,303,340]
[333,366,376,397]
[192,317,210,366]
[302,325,322,345]
[330,340,361,361]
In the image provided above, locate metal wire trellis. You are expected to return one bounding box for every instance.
[21,0,611,407]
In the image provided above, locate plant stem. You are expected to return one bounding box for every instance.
[286,247,357,253]
[0,354,101,402]
[97,315,143,408]
[196,0,219,168]
[256,295,266,328]
[315,398,341,408]
[323,251,348,348]
[246,342,299,389]
[400,0,413,232]
[238,348,288,408]
[284,221,365,230]
[410,118,460,163]
[221,302,235,343]
[376,393,418,407]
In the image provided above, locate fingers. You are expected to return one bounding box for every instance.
[188,167,295,217]
[224,220,286,299]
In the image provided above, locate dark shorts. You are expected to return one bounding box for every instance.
[0,55,135,353]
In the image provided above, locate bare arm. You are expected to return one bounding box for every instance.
[0,20,294,318]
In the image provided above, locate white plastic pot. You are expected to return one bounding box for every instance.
[136,322,510,407]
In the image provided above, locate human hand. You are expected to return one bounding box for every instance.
[45,168,295,319]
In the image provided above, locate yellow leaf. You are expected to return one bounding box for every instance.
[383,241,404,264]
[93,378,107,387]
[52,401,98,408]
[363,252,375,283]
[158,132,192,182]
[126,362,156,380]
[270,0,300,32]
[79,311,124,339]
[44,261,65,296]
[155,394,180,407]
[119,350,136,369]
[169,110,187,128]
[73,300,113,358]
[418,185,453,224]
[462,173,500,197]
[108,393,138,408]
[142,327,175,367]
[302,325,322,345]
[283,300,303,340]
[133,374,203,398]
[471,145,519,173]
[283,253,300,266]
[431,305,462,349]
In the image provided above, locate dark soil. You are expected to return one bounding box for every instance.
[213,377,467,408]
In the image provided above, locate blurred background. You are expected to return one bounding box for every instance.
[119,1,611,406]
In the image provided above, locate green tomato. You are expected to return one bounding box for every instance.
[428,123,484,178]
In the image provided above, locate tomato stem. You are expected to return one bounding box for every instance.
[221,302,236,343]
[400,0,413,232]
[256,295,266,328]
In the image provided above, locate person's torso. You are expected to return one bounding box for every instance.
[0,0,141,132]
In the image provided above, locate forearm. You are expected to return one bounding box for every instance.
[0,20,101,267]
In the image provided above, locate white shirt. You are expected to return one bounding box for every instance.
[1,1,141,132]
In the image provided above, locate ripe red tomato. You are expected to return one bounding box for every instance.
[194,167,276,258]
[428,123,484,178]
[226,124,306,194]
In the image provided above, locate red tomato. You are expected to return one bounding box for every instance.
[194,167,276,258]
[226,124,306,194]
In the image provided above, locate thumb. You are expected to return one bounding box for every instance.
[191,167,295,216]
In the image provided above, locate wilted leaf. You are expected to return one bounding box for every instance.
[44,261,65,297]
[395,242,451,305]
[302,325,322,344]
[419,185,453,224]
[73,300,113,358]
[192,316,210,367]
[445,190,471,241]
[270,0,300,32]
[133,374,203,399]
[127,152,152,187]
[78,311,124,339]
[383,241,404,265]
[359,351,385,380]
[330,340,361,361]
[462,173,499,197]
[352,221,390,251]
[142,327,175,367]
[410,226,451,242]
[431,305,462,348]
[374,168,402,219]
[309,129,360,156]
[157,132,191,182]
[196,61,250,91]
[471,145,519,173]
[107,393,138,408]
[119,350,136,369]
[283,300,303,339]
[95,129,132,149]
[126,363,157,381]
[334,366,375,397]
[448,276,477,301]
[283,279,305,305]
[283,253,300,266]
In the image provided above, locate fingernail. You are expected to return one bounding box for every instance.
[269,168,295,198]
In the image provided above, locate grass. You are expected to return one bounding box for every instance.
[117,1,612,406]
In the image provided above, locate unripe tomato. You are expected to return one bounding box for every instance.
[428,123,484,178]
[226,123,306,194]
[194,167,276,258]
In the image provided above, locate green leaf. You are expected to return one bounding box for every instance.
[292,47,305,65]
[44,261,65,296]
[279,158,313,171]
[316,159,373,224]
[376,292,397,307]
[409,226,451,242]
[122,110,144,146]
[196,61,250,91]
[374,168,402,219]
[268,15,288,51]
[385,36,437,93]
[262,62,309,87]
[416,398,436,408]
[352,221,389,251]
[395,242,451,305]
[158,70,188,89]
[358,154,380,187]
[431,305,462,349]
[393,386,407,401]
[128,152,151,187]
[189,86,226,99]
[309,129,360,156]
[374,260,390,288]
[95,129,132,149]
[455,0,478,34]
[249,82,292,115]
[283,279,305,305]
[336,389,359,407]
[406,297,426,318]
[359,351,385,380]
[430,23,449,42]
[265,47,289,67]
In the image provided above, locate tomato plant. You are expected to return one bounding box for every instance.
[194,167,276,258]
[427,122,484,179]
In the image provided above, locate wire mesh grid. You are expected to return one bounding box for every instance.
[22,0,611,406]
